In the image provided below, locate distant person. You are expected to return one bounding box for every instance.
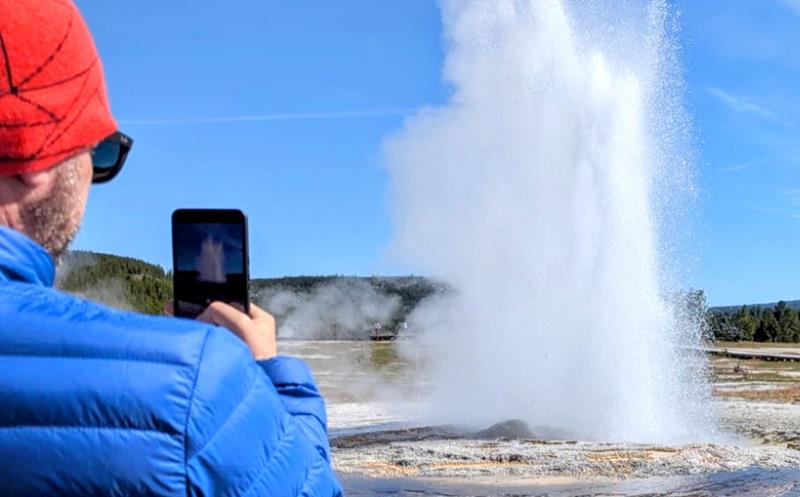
[0,1,342,495]
[372,321,382,339]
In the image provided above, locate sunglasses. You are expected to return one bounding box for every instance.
[91,131,133,184]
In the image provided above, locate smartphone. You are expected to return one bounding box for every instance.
[171,209,249,318]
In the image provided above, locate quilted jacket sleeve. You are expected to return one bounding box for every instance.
[258,356,333,464]
[185,328,343,497]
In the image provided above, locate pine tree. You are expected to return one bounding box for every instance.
[773,301,798,343]
[734,305,757,341]
[764,314,780,342]
[782,309,800,343]
[754,313,770,342]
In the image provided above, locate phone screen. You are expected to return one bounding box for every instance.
[172,211,248,318]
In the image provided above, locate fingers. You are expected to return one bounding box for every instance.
[197,301,249,340]
[174,301,270,321]
[195,301,277,360]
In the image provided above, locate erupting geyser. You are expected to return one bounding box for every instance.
[386,0,714,443]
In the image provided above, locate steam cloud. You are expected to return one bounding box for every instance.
[385,0,713,443]
[260,280,402,340]
[55,253,134,311]
[196,236,226,283]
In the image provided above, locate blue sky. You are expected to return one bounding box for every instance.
[72,1,799,306]
[678,0,800,305]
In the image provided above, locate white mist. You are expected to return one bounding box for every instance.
[386,0,712,443]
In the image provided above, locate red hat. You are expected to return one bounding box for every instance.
[0,0,116,175]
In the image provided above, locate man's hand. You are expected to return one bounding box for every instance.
[165,301,277,360]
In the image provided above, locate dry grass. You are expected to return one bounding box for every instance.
[714,383,800,403]
[710,357,800,384]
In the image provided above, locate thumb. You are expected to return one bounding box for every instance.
[248,302,273,321]
[197,301,250,340]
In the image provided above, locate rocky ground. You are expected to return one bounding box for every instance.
[283,341,800,487]
[329,401,800,480]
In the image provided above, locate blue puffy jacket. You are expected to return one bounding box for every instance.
[0,226,343,496]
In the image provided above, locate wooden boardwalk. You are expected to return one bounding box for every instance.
[702,346,800,362]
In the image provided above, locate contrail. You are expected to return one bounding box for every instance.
[119,108,417,125]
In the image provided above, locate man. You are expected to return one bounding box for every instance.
[0,1,343,495]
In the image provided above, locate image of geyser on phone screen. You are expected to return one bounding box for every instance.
[171,209,249,318]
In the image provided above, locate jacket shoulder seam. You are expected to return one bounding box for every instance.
[186,369,259,461]
[240,420,322,497]
[0,351,188,367]
[183,327,212,497]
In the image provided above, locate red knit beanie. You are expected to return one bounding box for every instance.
[0,0,116,175]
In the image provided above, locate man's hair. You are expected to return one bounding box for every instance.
[19,156,84,260]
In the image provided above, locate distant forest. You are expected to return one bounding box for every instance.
[57,251,172,315]
[57,251,800,343]
[707,302,800,343]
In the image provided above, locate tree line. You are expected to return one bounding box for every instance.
[250,275,444,326]
[708,301,800,343]
[57,252,444,324]
[59,251,799,343]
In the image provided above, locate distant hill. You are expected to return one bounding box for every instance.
[57,252,445,337]
[57,251,172,315]
[711,300,800,313]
